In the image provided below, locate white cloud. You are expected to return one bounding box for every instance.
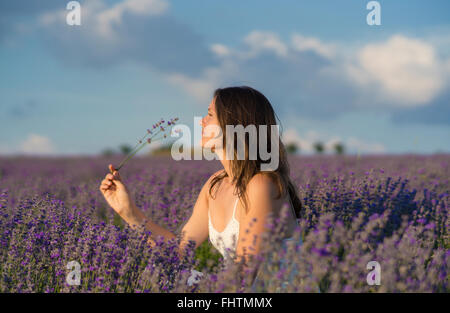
[164,58,240,104]
[96,0,169,40]
[163,31,304,105]
[165,73,216,105]
[345,35,447,107]
[37,4,450,116]
[444,58,450,79]
[167,31,450,116]
[241,31,288,58]
[281,128,386,154]
[40,0,169,41]
[281,128,325,153]
[37,0,213,76]
[40,7,450,119]
[35,0,215,79]
[210,43,231,58]
[19,134,57,155]
[0,134,57,156]
[290,33,336,59]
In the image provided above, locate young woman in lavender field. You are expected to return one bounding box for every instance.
[99,86,303,288]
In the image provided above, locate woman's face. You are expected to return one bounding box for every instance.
[200,96,222,150]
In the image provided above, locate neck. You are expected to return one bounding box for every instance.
[216,147,235,182]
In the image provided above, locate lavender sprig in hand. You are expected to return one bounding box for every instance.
[111,117,180,174]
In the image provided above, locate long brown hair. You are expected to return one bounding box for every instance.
[208,86,302,220]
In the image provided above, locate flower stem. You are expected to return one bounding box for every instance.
[113,121,176,172]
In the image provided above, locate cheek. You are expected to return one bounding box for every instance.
[203,120,214,135]
[201,124,222,146]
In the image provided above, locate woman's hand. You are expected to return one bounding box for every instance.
[99,164,134,217]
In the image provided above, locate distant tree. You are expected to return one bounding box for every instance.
[285,142,299,154]
[101,148,115,157]
[119,144,133,155]
[313,141,325,154]
[333,142,345,155]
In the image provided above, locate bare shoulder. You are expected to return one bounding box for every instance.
[200,169,224,202]
[211,169,225,179]
[247,172,278,198]
[207,169,225,187]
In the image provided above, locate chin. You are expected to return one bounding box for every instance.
[201,137,216,152]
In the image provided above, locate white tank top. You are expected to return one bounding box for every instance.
[208,197,240,261]
[208,196,299,262]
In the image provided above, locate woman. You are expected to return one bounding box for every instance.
[99,86,303,287]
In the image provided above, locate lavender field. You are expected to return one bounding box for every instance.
[0,154,448,293]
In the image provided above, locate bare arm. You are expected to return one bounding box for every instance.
[234,174,281,280]
[119,170,221,255]
[121,203,177,246]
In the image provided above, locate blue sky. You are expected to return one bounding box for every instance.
[0,0,449,156]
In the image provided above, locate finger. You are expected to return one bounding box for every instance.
[107,170,119,181]
[101,183,112,191]
[102,181,111,188]
[109,164,117,174]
